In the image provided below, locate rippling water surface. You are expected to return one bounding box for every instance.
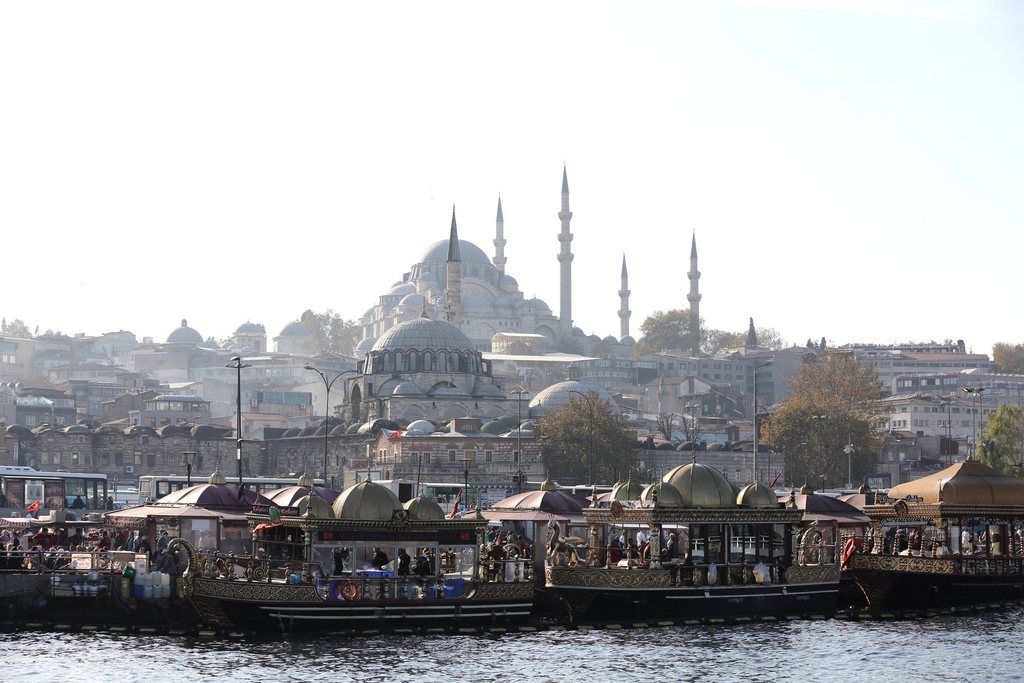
[7,610,1024,683]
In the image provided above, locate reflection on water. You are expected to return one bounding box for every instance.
[6,609,1024,683]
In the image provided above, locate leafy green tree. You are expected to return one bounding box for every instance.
[539,392,636,484]
[706,326,785,353]
[1,318,32,338]
[768,350,885,487]
[979,404,1024,476]
[633,309,704,357]
[993,343,1024,374]
[300,309,360,356]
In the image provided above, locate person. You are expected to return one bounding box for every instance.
[414,552,431,579]
[636,528,648,548]
[333,548,349,575]
[397,548,411,576]
[71,495,85,510]
[663,531,677,561]
[157,531,170,554]
[134,534,152,557]
[156,548,175,573]
[105,496,115,511]
[609,538,622,565]
[372,547,389,571]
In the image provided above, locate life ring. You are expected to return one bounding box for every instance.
[338,579,360,601]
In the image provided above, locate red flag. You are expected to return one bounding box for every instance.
[769,470,782,488]
[388,429,405,440]
[27,500,40,513]
[448,488,462,519]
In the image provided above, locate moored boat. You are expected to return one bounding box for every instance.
[179,480,534,632]
[848,458,1024,610]
[545,461,841,622]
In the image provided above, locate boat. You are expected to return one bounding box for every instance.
[848,458,1024,610]
[545,461,841,623]
[177,480,534,632]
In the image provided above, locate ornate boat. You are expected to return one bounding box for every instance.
[178,480,534,632]
[848,459,1024,610]
[546,462,841,622]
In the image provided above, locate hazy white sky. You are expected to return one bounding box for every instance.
[2,1,1021,354]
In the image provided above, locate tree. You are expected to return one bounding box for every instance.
[768,350,885,487]
[300,309,360,356]
[993,343,1024,374]
[979,404,1024,476]
[655,414,676,441]
[1,318,32,338]
[705,326,785,353]
[539,392,637,484]
[633,309,704,357]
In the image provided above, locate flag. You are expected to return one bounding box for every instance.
[449,488,462,519]
[27,500,40,513]
[388,429,405,440]
[769,470,782,487]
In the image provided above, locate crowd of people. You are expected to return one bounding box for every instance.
[0,527,184,575]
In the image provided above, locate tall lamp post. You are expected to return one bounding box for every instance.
[304,365,358,489]
[684,402,700,462]
[963,387,986,458]
[511,385,529,491]
[461,450,476,509]
[568,390,596,486]
[181,451,197,487]
[752,361,772,483]
[811,414,829,488]
[226,356,251,485]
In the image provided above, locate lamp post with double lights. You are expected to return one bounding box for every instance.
[181,451,197,487]
[752,361,772,483]
[963,387,986,458]
[568,390,596,486]
[510,385,529,492]
[226,356,251,485]
[461,449,476,510]
[304,365,358,489]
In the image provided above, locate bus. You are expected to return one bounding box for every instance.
[373,479,475,516]
[0,466,109,515]
[137,474,326,504]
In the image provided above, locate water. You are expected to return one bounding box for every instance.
[5,610,1024,683]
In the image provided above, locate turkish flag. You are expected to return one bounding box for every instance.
[27,500,40,513]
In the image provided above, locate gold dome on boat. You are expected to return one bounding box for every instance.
[736,482,779,509]
[297,493,335,519]
[662,462,736,508]
[403,495,445,521]
[332,481,402,521]
[640,481,684,507]
[610,478,644,503]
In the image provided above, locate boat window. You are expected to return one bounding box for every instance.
[4,479,25,508]
[771,524,786,559]
[690,525,705,564]
[707,526,723,564]
[728,524,744,564]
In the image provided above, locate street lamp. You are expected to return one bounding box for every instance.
[568,390,596,485]
[752,361,772,483]
[512,469,525,494]
[684,402,700,462]
[811,414,828,489]
[963,387,986,458]
[461,449,477,508]
[181,451,197,487]
[304,365,358,489]
[226,356,251,485]
[510,385,529,491]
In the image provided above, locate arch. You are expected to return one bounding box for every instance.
[444,352,455,373]
[401,404,426,421]
[424,351,438,372]
[350,384,362,421]
[440,403,470,419]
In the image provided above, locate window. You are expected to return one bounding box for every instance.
[134,452,142,465]
[147,453,155,468]
[448,450,456,462]
[71,451,79,464]
[513,451,520,463]
[485,451,493,463]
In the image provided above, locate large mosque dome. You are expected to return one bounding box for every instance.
[167,319,203,345]
[372,317,475,353]
[529,379,618,417]
[417,239,491,265]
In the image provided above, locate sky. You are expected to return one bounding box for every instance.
[1,0,1022,354]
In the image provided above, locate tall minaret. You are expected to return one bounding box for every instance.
[687,232,701,354]
[446,206,462,328]
[493,196,507,275]
[557,166,574,335]
[618,254,631,339]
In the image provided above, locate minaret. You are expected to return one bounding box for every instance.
[618,254,631,339]
[557,166,574,335]
[493,196,507,275]
[446,206,462,328]
[687,232,701,354]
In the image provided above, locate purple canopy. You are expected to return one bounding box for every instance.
[156,483,272,512]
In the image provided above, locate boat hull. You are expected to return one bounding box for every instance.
[849,555,1024,610]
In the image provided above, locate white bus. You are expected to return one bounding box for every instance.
[0,466,109,513]
[137,474,325,504]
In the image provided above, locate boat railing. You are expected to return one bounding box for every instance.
[0,549,151,576]
[846,535,1024,576]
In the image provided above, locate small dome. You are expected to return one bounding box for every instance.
[355,337,377,353]
[278,320,309,337]
[736,482,779,509]
[406,419,436,434]
[296,493,336,519]
[5,425,32,437]
[389,282,417,296]
[640,481,684,507]
[282,428,302,438]
[480,420,506,435]
[399,292,426,307]
[620,335,636,345]
[332,481,402,521]
[602,335,617,343]
[472,382,505,398]
[528,379,618,417]
[662,462,736,508]
[167,319,203,345]
[799,483,815,495]
[495,416,519,428]
[404,495,445,521]
[520,298,551,313]
[329,424,349,436]
[64,424,90,434]
[372,317,475,353]
[610,479,644,502]
[208,469,227,485]
[297,471,315,487]
[392,381,425,396]
[500,274,519,290]
[234,322,265,335]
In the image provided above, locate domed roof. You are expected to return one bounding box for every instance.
[520,298,551,312]
[736,482,779,509]
[64,424,91,434]
[332,481,403,521]
[167,319,203,345]
[662,462,736,508]
[499,274,518,289]
[278,320,309,337]
[234,322,265,335]
[417,239,491,265]
[404,495,445,521]
[640,481,684,507]
[610,479,644,503]
[372,317,475,353]
[620,335,636,345]
[392,381,425,396]
[472,381,505,398]
[296,493,336,519]
[481,419,507,435]
[488,484,589,516]
[355,337,377,353]
[5,425,32,437]
[265,484,341,508]
[528,379,618,417]
[406,419,436,434]
[155,481,272,511]
[389,282,417,296]
[888,459,1024,506]
[399,293,426,307]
